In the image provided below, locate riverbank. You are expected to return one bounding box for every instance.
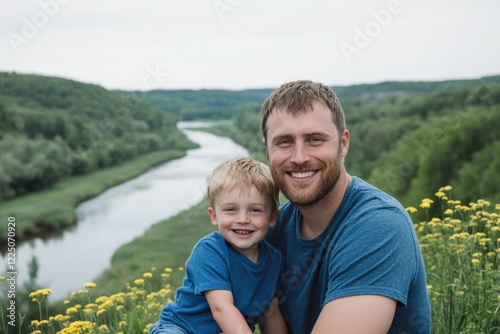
[92,198,216,297]
[0,148,194,250]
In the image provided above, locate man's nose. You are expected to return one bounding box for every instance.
[290,142,310,164]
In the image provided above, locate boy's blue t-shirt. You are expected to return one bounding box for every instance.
[266,176,431,333]
[159,231,283,333]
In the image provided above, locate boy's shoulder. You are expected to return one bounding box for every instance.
[196,231,226,248]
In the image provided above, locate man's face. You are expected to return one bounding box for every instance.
[264,101,349,207]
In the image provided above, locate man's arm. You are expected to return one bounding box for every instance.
[205,289,253,334]
[311,295,396,334]
[259,297,288,334]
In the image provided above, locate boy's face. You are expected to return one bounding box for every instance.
[208,185,279,260]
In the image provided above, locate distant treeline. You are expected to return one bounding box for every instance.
[0,72,196,201]
[137,75,500,119]
[2,71,500,208]
[210,77,500,209]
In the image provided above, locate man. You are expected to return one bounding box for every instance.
[262,80,431,333]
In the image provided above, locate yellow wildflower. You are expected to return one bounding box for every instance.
[420,202,431,209]
[471,259,480,265]
[444,209,453,215]
[95,296,109,304]
[99,324,109,332]
[57,321,95,334]
[96,308,107,316]
[143,272,153,278]
[134,279,145,286]
[29,288,52,299]
[0,276,5,281]
[479,238,492,246]
[164,267,173,273]
[406,207,418,214]
[66,307,79,315]
[83,282,97,289]
[435,191,445,198]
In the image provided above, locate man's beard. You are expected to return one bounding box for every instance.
[272,153,343,207]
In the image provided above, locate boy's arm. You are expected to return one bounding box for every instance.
[259,297,288,334]
[205,289,253,334]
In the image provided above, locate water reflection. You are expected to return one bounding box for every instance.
[0,122,249,300]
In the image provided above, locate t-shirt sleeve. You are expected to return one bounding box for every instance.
[325,207,417,307]
[188,237,232,295]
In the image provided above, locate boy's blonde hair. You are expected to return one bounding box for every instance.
[207,157,280,212]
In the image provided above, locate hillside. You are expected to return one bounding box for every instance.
[135,75,500,120]
[210,75,500,208]
[2,71,500,210]
[0,72,195,201]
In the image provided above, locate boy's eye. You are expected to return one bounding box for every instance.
[250,208,263,213]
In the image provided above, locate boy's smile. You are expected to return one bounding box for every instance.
[208,185,279,262]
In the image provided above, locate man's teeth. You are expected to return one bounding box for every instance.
[291,171,314,179]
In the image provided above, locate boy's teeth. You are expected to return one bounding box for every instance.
[235,230,251,235]
[292,171,314,179]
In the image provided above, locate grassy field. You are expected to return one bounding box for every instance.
[2,185,499,333]
[0,149,189,247]
[91,198,217,298]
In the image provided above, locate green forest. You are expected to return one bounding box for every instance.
[205,75,500,214]
[0,72,195,201]
[1,71,500,334]
[1,71,500,237]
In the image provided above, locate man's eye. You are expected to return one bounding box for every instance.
[277,139,292,147]
[308,138,323,145]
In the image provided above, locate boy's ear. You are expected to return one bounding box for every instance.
[207,207,217,226]
[269,209,280,228]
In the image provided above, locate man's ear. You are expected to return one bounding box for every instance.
[207,207,217,226]
[269,209,280,228]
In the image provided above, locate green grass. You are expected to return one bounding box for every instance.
[0,150,188,245]
[91,198,217,297]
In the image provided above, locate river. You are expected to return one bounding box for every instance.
[0,122,249,300]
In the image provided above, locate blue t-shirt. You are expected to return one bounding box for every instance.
[159,231,283,333]
[266,177,431,333]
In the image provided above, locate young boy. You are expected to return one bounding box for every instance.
[150,157,287,334]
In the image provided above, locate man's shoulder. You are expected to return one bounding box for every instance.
[349,177,405,211]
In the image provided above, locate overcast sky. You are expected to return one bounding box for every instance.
[1,0,499,91]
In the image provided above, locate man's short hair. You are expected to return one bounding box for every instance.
[261,80,346,143]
